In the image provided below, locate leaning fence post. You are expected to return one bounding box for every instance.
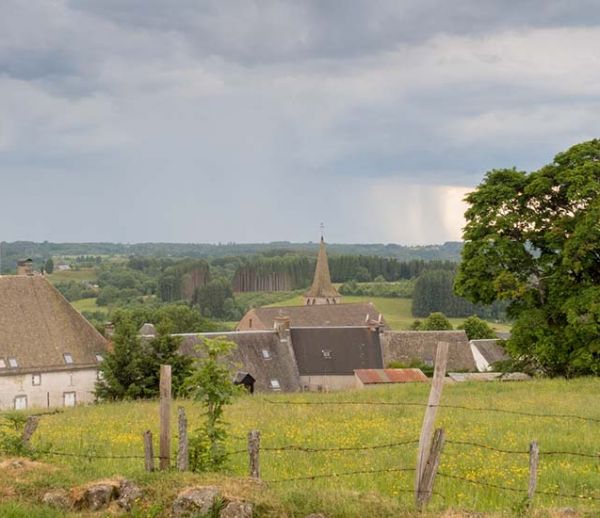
[248,430,260,479]
[177,407,189,471]
[21,416,39,447]
[528,440,539,501]
[415,341,449,505]
[159,364,172,470]
[143,430,155,472]
[416,428,445,509]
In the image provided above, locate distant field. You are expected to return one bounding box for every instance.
[3,378,595,517]
[266,294,511,333]
[71,297,108,314]
[47,268,98,284]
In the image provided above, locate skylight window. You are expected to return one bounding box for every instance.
[261,349,271,359]
[63,353,73,364]
[0,359,6,369]
[8,358,18,368]
[270,379,281,390]
[95,354,103,362]
[322,350,332,359]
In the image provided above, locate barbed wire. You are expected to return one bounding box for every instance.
[260,439,420,453]
[445,440,600,458]
[264,399,600,423]
[437,472,600,501]
[266,466,415,483]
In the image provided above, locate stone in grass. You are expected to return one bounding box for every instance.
[305,514,327,518]
[77,483,118,511]
[172,486,221,517]
[117,480,143,511]
[219,500,254,518]
[42,489,71,510]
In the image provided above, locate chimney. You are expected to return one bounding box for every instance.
[17,258,34,276]
[274,316,291,340]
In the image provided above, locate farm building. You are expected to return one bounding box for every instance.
[354,368,428,387]
[0,274,108,410]
[380,330,476,371]
[236,302,385,331]
[469,339,509,372]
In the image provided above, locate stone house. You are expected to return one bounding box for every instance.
[0,275,109,410]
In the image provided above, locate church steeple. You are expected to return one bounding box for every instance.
[304,234,341,305]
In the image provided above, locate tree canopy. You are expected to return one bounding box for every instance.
[455,140,600,376]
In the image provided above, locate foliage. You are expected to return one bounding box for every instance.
[455,140,600,376]
[184,337,239,472]
[44,258,54,274]
[95,319,193,400]
[54,280,96,302]
[459,316,497,340]
[110,304,218,334]
[194,278,236,319]
[386,359,434,377]
[0,412,30,456]
[414,312,453,330]
[339,279,414,298]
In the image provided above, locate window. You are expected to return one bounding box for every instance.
[63,392,76,407]
[32,374,41,386]
[14,395,27,410]
[8,358,17,368]
[63,353,73,364]
[270,379,281,390]
[249,318,253,329]
[95,354,103,362]
[261,349,271,359]
[322,350,332,359]
[0,359,5,369]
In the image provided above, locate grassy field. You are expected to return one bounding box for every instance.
[2,378,597,517]
[267,294,512,333]
[46,268,98,284]
[70,297,108,314]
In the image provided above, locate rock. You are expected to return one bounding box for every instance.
[172,486,220,517]
[117,479,143,511]
[220,500,253,518]
[77,483,118,511]
[305,514,327,518]
[42,489,71,510]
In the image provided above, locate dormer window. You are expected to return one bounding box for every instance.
[63,353,73,364]
[0,359,6,369]
[8,358,18,368]
[95,354,103,362]
[261,349,271,359]
[322,350,332,359]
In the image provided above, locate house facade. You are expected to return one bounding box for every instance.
[0,275,108,410]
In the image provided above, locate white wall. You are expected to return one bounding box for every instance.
[300,375,358,391]
[0,368,98,410]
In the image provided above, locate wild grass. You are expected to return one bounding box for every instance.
[70,297,108,314]
[46,268,98,284]
[8,378,597,516]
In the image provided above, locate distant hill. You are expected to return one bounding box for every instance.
[0,241,463,274]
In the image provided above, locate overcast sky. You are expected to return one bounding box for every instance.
[1,1,599,244]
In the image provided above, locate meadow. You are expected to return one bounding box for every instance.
[3,378,597,517]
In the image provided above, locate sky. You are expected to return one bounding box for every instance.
[1,1,599,245]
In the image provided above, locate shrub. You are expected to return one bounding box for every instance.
[421,312,453,330]
[459,316,496,340]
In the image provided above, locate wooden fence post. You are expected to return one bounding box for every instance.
[528,440,539,501]
[415,341,449,504]
[159,364,172,470]
[177,407,189,471]
[21,416,39,446]
[143,430,154,472]
[416,428,445,509]
[248,430,260,479]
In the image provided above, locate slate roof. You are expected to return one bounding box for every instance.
[177,331,301,392]
[290,326,383,375]
[355,368,428,384]
[237,302,385,331]
[0,275,108,375]
[304,237,340,299]
[470,339,510,365]
[381,330,476,371]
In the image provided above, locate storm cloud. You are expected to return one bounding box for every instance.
[1,1,599,243]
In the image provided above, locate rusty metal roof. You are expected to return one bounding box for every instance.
[354,368,428,384]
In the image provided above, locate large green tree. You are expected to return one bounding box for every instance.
[455,140,600,376]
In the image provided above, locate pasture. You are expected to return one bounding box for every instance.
[3,378,597,516]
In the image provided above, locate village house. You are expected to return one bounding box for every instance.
[0,273,109,410]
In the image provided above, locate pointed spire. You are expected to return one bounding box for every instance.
[304,235,341,304]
